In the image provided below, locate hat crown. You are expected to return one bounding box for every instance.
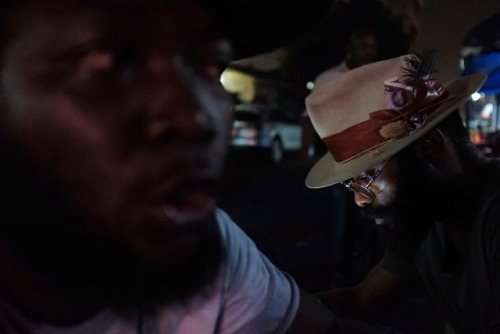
[305,52,487,188]
[307,52,447,163]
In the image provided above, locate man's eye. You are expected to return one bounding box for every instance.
[77,44,139,83]
[80,50,113,71]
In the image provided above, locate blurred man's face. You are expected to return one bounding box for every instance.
[349,32,378,68]
[0,0,232,306]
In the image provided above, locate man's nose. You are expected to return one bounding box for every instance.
[144,91,212,145]
[143,55,214,145]
[353,191,374,207]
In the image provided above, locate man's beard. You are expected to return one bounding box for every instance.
[0,141,223,313]
[360,152,442,264]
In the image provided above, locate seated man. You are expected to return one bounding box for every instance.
[305,50,499,333]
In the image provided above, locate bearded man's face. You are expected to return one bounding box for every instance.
[360,149,444,262]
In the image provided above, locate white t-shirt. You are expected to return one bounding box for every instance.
[0,208,300,334]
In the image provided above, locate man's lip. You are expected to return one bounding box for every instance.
[165,189,216,226]
[152,178,218,226]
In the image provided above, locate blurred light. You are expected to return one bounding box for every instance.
[481,103,494,119]
[306,81,314,90]
[471,92,483,101]
[220,69,256,102]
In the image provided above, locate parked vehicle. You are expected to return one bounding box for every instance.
[230,104,302,164]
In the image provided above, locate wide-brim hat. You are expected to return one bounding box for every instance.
[305,53,487,189]
[202,0,333,59]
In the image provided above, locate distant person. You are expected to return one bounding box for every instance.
[301,26,382,287]
[305,50,498,333]
[314,26,379,88]
[301,26,379,168]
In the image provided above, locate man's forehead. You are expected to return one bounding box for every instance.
[8,0,213,21]
[92,0,213,29]
[6,0,214,37]
[6,0,334,62]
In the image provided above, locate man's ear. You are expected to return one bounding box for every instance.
[414,128,445,166]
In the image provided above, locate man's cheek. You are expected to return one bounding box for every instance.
[375,180,397,207]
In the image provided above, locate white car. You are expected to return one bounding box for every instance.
[230,104,302,164]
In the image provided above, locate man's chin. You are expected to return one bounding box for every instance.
[77,221,224,309]
[360,205,395,221]
[5,215,224,310]
[130,229,207,267]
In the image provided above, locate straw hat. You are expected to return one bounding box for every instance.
[305,52,487,188]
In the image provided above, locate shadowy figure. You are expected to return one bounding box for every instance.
[301,26,384,288]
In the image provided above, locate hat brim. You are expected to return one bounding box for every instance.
[305,73,487,189]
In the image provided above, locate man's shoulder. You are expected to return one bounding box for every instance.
[212,208,246,241]
[212,208,257,261]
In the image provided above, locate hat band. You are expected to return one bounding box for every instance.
[323,83,449,163]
